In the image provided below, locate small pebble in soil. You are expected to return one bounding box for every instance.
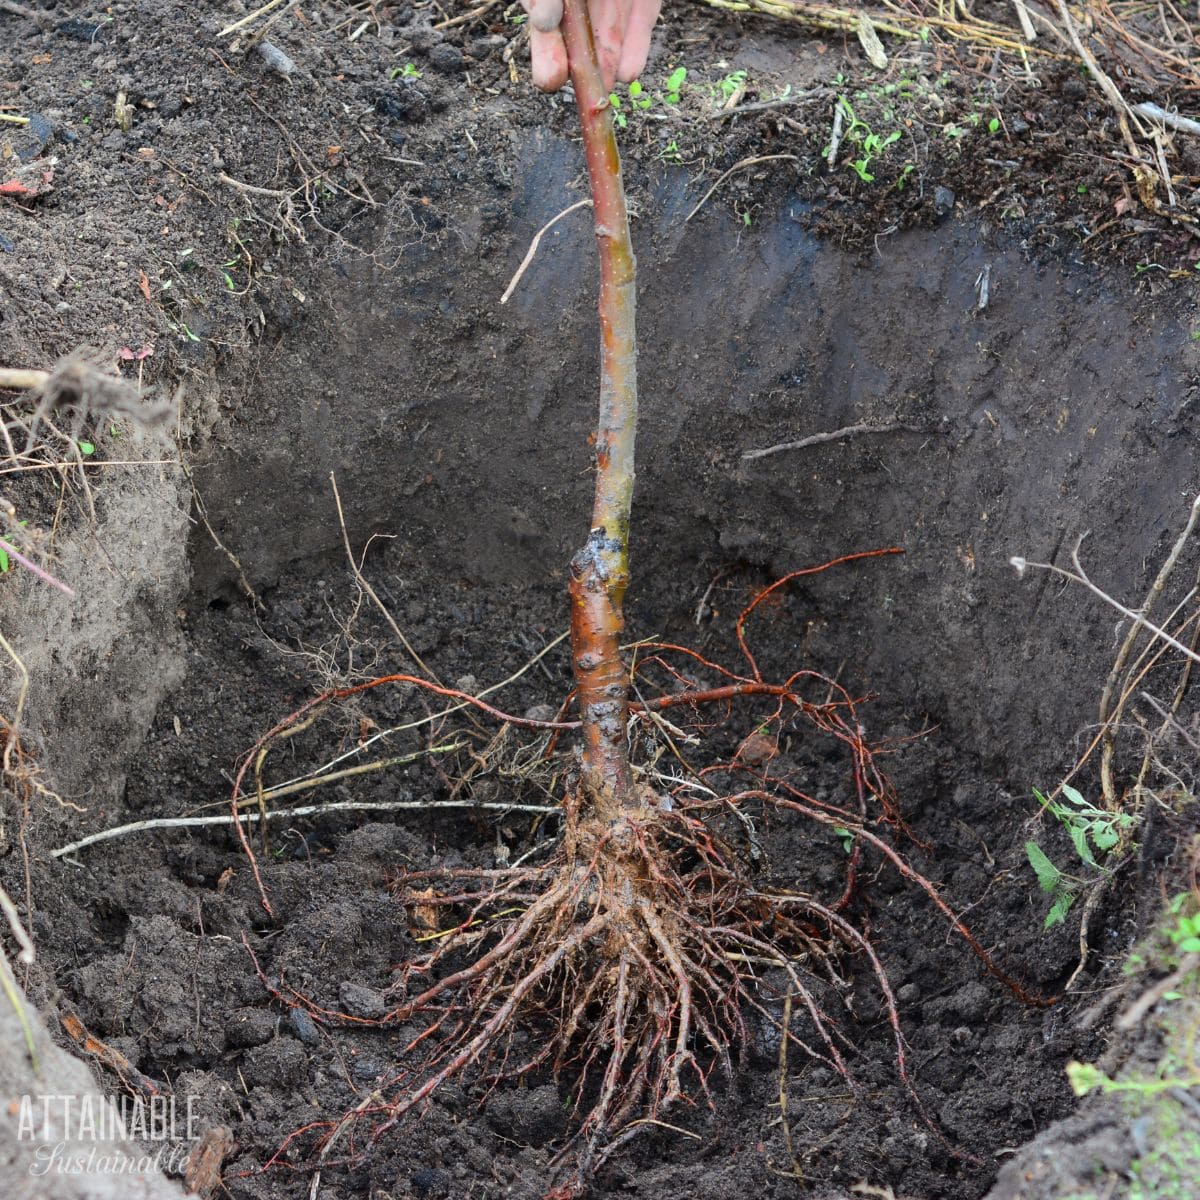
[287,1007,320,1046]
[949,980,990,1022]
[409,1167,449,1198]
[406,24,444,52]
[897,982,921,1005]
[934,185,956,218]
[224,1008,275,1049]
[338,981,388,1020]
[428,43,465,73]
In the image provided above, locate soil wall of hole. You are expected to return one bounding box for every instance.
[2,133,1198,1200]
[195,129,1198,786]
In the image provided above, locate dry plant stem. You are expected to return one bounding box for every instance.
[684,154,798,223]
[0,629,29,772]
[329,471,442,685]
[562,0,638,821]
[0,368,49,391]
[1098,493,1200,807]
[52,791,557,862]
[742,420,920,461]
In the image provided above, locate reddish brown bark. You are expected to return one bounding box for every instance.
[560,0,639,822]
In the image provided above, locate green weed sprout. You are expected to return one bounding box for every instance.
[1025,783,1136,928]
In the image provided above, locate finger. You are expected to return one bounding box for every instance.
[590,0,633,92]
[525,0,563,34]
[530,26,570,92]
[616,0,660,84]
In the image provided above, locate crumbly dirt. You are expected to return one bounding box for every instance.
[2,4,1200,1200]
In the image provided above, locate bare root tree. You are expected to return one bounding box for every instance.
[230,4,1050,1192]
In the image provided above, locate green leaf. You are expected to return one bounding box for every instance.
[1178,937,1200,953]
[1067,822,1098,869]
[1066,1061,1106,1096]
[1091,821,1119,852]
[77,440,95,456]
[1025,841,1061,893]
[1045,891,1075,928]
[628,81,642,98]
[0,547,9,572]
[1060,783,1089,809]
[665,66,687,92]
[988,117,1000,133]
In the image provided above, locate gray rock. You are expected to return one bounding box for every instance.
[338,981,388,1020]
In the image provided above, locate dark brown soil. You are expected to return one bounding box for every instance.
[2,4,1199,1200]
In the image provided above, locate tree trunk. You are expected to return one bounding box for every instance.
[561,0,639,824]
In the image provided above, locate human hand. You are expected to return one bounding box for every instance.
[523,0,662,93]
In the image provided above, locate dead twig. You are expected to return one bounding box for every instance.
[742,421,921,461]
[500,199,592,305]
[684,154,798,224]
[433,0,500,30]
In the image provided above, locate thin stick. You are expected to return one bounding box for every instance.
[0,883,34,964]
[217,0,286,38]
[0,1,49,28]
[1012,537,1200,672]
[54,790,556,860]
[1011,0,1037,41]
[709,87,832,119]
[742,420,920,461]
[0,537,74,596]
[0,459,177,476]
[0,369,49,391]
[1133,102,1200,138]
[330,472,442,685]
[217,172,297,200]
[684,155,798,223]
[1097,493,1200,805]
[500,199,591,305]
[433,0,500,29]
[0,629,29,772]
[0,947,39,1076]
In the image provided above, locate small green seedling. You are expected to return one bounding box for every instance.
[988,117,1001,133]
[388,62,421,81]
[610,71,686,130]
[826,96,901,184]
[833,826,854,854]
[1166,909,1200,954]
[1025,784,1136,928]
[1068,1060,1200,1098]
[1035,783,1136,867]
[658,138,682,164]
[1025,840,1077,928]
[714,69,746,106]
[77,440,95,456]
